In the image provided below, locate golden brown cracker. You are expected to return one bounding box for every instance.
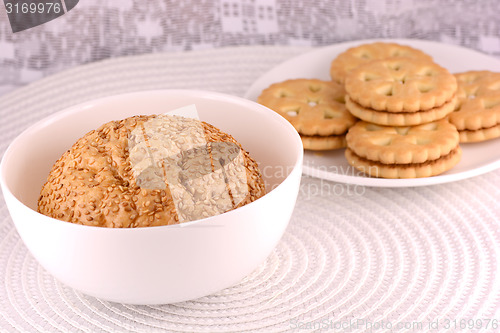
[449,71,500,142]
[257,79,357,137]
[330,42,433,84]
[345,120,460,164]
[345,57,457,112]
[345,146,462,178]
[345,95,456,126]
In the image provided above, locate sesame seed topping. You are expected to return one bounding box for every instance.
[37,114,266,228]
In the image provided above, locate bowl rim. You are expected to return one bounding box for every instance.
[0,89,304,231]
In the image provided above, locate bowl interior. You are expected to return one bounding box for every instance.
[1,90,303,213]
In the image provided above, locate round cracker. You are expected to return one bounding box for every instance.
[458,124,500,143]
[448,71,500,142]
[345,95,456,126]
[330,42,433,84]
[345,119,459,164]
[257,79,357,136]
[345,57,457,112]
[345,146,462,179]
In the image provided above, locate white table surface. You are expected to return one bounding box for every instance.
[1,45,499,332]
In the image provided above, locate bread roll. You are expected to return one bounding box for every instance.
[38,115,266,227]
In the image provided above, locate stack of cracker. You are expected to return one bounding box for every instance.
[257,42,500,179]
[332,42,462,178]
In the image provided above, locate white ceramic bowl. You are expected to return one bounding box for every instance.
[0,90,303,304]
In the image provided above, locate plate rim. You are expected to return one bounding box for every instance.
[244,38,500,187]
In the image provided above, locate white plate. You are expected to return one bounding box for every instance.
[245,38,500,187]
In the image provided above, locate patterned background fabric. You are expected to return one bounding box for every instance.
[0,0,499,96]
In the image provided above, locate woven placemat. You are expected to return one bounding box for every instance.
[1,46,500,332]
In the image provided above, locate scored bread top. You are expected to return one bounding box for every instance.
[38,115,266,228]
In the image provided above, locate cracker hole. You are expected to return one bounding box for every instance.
[395,127,410,135]
[308,101,318,107]
[323,110,339,119]
[386,62,402,71]
[278,90,290,98]
[286,109,299,117]
[366,124,382,131]
[419,123,438,131]
[364,73,379,82]
[418,85,433,93]
[309,85,321,92]
[372,137,392,146]
[483,99,500,109]
[424,68,436,76]
[359,52,371,59]
[334,95,346,104]
[376,85,394,96]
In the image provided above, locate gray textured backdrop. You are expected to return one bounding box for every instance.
[0,0,499,96]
